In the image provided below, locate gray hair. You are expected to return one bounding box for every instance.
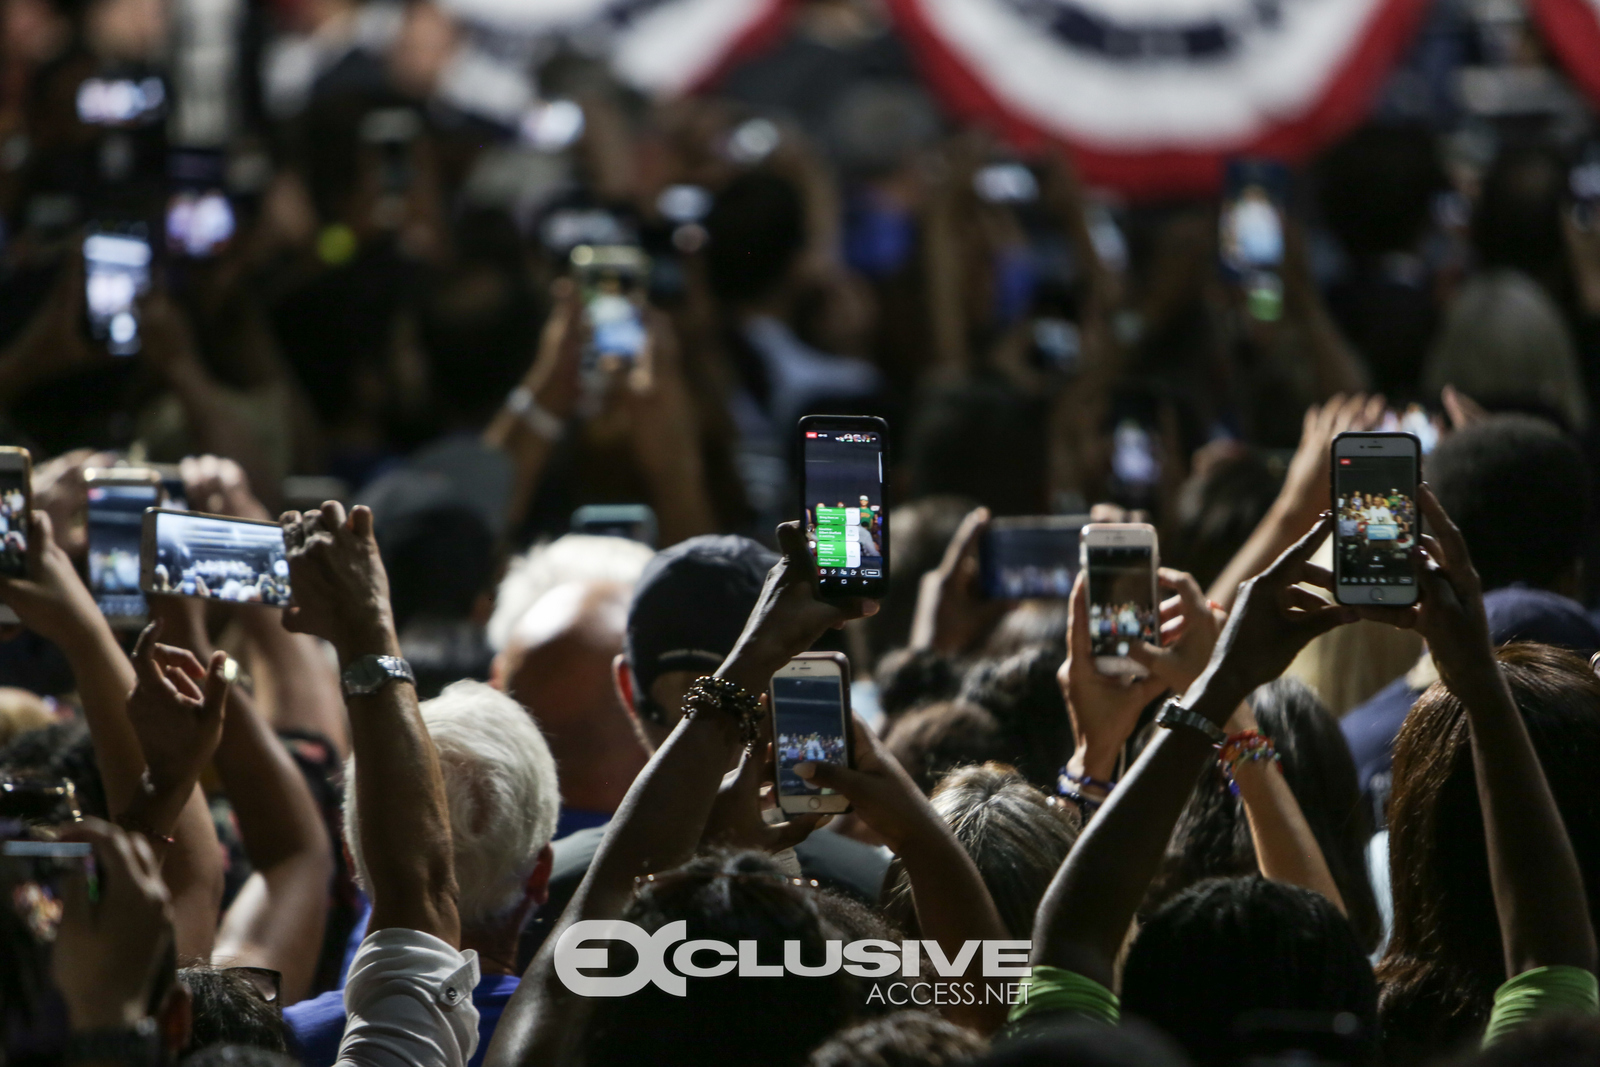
[344,680,560,928]
[487,534,653,652]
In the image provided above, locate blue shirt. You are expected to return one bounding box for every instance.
[554,807,611,842]
[286,971,520,1067]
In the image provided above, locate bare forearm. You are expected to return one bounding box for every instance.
[212,685,330,871]
[899,823,1010,1031]
[166,786,226,959]
[58,624,144,809]
[1464,671,1596,976]
[640,460,717,548]
[242,615,347,755]
[1208,503,1315,609]
[1233,746,1345,914]
[1034,714,1219,985]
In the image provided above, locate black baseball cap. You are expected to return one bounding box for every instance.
[624,535,778,703]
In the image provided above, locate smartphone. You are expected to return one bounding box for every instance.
[0,777,81,824]
[2,833,95,947]
[84,468,160,626]
[166,149,235,259]
[75,76,166,126]
[980,516,1089,599]
[359,107,421,195]
[799,415,889,600]
[140,509,290,606]
[149,464,188,510]
[1106,390,1162,507]
[770,652,853,815]
[0,447,32,583]
[571,504,657,547]
[1332,432,1420,606]
[84,227,152,356]
[974,162,1039,204]
[1571,142,1600,230]
[1081,523,1158,677]
[571,244,648,364]
[1220,158,1289,321]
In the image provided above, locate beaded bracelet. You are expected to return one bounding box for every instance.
[1059,766,1117,794]
[1057,784,1103,820]
[682,675,764,747]
[1217,729,1280,797]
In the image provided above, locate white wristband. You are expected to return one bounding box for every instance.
[506,385,566,443]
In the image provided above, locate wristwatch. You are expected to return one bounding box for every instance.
[341,654,416,697]
[1155,697,1228,746]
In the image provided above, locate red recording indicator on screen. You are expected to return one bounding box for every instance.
[1340,458,1351,465]
[806,432,818,438]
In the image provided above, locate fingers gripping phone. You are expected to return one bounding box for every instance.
[140,509,291,607]
[980,516,1089,599]
[800,415,889,600]
[770,652,854,815]
[85,467,160,626]
[1080,523,1158,678]
[1332,431,1420,606]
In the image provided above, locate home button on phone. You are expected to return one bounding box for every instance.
[808,797,822,810]
[1372,588,1385,602]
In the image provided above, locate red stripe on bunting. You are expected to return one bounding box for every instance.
[689,0,800,93]
[1530,0,1600,109]
[885,0,1431,200]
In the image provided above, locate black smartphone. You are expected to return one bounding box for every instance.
[1332,431,1420,607]
[571,504,657,546]
[84,467,160,626]
[140,509,291,606]
[770,652,853,815]
[980,515,1089,599]
[1220,157,1290,321]
[165,148,235,259]
[84,226,152,356]
[0,447,32,582]
[799,415,889,600]
[570,244,648,365]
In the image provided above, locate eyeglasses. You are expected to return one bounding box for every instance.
[223,966,282,1005]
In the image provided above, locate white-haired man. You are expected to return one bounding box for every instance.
[285,680,560,1067]
[487,534,654,839]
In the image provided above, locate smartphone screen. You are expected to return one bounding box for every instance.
[0,462,29,579]
[771,661,850,810]
[1334,438,1419,602]
[800,417,888,599]
[87,481,157,620]
[981,518,1086,599]
[572,245,647,364]
[143,510,290,606]
[1085,544,1157,660]
[571,504,657,546]
[84,231,152,356]
[1220,159,1288,274]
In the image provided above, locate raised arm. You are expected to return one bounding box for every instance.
[280,501,458,943]
[799,717,1011,1033]
[486,522,875,1067]
[1208,394,1382,608]
[1034,516,1357,988]
[1224,701,1345,914]
[1376,487,1595,980]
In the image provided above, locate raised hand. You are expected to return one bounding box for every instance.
[795,716,934,855]
[181,454,271,520]
[279,502,394,656]
[1059,572,1169,785]
[125,619,230,802]
[1359,484,1494,695]
[910,506,1007,656]
[1195,512,1358,713]
[0,511,104,646]
[716,521,878,694]
[1126,567,1224,694]
[52,818,176,1030]
[700,740,828,854]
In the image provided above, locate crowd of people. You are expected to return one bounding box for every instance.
[6,0,1600,1064]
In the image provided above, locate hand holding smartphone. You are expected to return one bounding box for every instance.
[799,415,889,601]
[1332,431,1420,606]
[770,652,854,815]
[1080,523,1159,677]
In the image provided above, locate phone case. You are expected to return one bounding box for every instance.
[769,651,855,814]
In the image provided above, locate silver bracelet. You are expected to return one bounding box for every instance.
[506,385,566,443]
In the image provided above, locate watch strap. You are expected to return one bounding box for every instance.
[1155,698,1228,746]
[341,654,416,697]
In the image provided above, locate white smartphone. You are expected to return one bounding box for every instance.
[770,652,854,816]
[1332,431,1420,607]
[1080,523,1159,678]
